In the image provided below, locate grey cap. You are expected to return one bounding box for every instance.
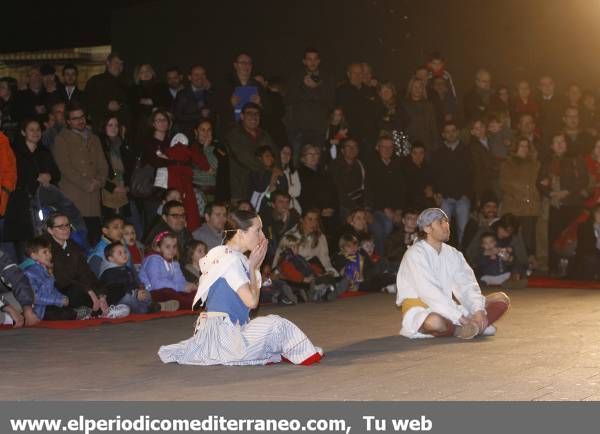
[416,208,448,230]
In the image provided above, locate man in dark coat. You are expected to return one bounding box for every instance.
[463,68,493,122]
[285,48,335,158]
[84,52,130,131]
[59,64,85,106]
[365,135,406,255]
[14,66,47,123]
[335,62,378,149]
[173,65,213,139]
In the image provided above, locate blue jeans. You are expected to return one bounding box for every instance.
[441,196,471,245]
[118,290,152,314]
[369,210,394,256]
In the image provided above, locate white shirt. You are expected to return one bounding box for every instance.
[396,240,486,325]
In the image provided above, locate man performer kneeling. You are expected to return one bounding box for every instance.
[396,208,510,339]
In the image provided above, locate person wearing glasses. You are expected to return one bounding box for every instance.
[144,200,193,259]
[53,103,108,246]
[43,212,110,317]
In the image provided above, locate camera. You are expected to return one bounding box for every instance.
[309,74,321,84]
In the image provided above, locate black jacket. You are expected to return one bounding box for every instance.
[84,71,130,130]
[172,85,214,138]
[46,235,102,296]
[297,164,339,212]
[99,265,139,305]
[329,158,366,210]
[401,157,435,210]
[59,86,85,106]
[431,142,473,200]
[14,87,46,122]
[3,140,61,241]
[463,87,492,122]
[285,69,335,133]
[364,157,406,211]
[335,82,378,146]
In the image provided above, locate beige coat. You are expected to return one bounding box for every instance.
[53,128,108,217]
[499,156,541,217]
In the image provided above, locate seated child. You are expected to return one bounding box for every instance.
[182,240,207,284]
[123,223,144,272]
[333,233,395,292]
[260,262,301,305]
[100,242,179,313]
[138,231,197,309]
[249,146,287,212]
[476,232,513,286]
[21,236,91,321]
[88,215,131,277]
[275,234,337,301]
[385,209,419,266]
[333,233,369,292]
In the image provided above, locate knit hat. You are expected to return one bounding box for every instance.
[416,208,448,230]
[169,133,189,147]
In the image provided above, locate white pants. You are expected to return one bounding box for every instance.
[158,313,319,366]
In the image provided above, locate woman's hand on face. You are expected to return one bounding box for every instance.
[249,239,268,270]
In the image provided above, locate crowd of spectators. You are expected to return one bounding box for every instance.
[1,48,600,327]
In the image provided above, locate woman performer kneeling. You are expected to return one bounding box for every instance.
[158,209,323,366]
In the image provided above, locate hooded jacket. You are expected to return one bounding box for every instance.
[20,259,64,319]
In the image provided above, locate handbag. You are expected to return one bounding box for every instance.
[129,158,156,198]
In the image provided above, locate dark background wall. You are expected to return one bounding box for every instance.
[111,0,600,96]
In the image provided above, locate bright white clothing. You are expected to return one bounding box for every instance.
[159,246,319,365]
[395,239,486,338]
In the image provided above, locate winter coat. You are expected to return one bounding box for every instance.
[20,259,64,319]
[500,156,541,217]
[53,128,108,217]
[3,139,61,240]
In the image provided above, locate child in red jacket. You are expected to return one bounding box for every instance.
[158,133,209,231]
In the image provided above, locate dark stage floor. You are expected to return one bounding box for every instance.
[2,288,600,401]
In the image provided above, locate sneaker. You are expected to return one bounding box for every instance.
[103,304,130,319]
[453,323,480,340]
[159,300,180,312]
[74,306,92,320]
[382,284,397,294]
[481,324,497,336]
[325,285,337,301]
[280,297,296,305]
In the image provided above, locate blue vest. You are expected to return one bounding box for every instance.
[205,277,250,325]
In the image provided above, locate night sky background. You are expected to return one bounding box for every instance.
[4,0,600,94]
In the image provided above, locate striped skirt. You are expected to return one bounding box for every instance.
[158,313,320,366]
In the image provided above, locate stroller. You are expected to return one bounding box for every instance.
[31,185,89,251]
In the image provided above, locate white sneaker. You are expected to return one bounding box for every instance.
[103,304,130,319]
[481,324,497,336]
[382,284,397,294]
